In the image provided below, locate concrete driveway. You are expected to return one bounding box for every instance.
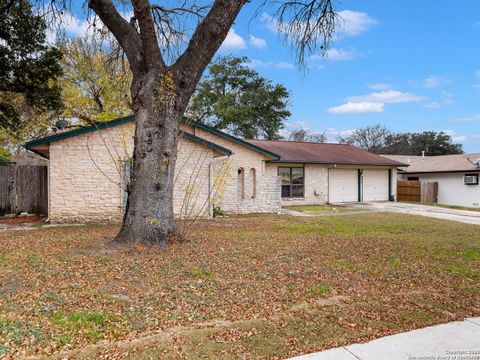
[344,201,480,225]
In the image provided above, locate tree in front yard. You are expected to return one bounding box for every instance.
[42,0,338,247]
[0,0,63,156]
[59,35,132,125]
[188,56,290,140]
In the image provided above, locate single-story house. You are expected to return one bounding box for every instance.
[25,116,405,223]
[384,154,480,208]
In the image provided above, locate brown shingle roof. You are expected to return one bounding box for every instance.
[382,154,480,173]
[244,140,407,166]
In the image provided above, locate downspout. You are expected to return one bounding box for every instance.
[388,168,393,201]
[358,169,363,202]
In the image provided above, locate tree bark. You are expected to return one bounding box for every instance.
[88,0,248,247]
[114,71,189,248]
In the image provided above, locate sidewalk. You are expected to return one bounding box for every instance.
[291,317,480,360]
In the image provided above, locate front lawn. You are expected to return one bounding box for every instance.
[0,213,479,359]
[284,204,360,215]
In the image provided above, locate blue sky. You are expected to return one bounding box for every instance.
[64,1,480,152]
[217,1,480,152]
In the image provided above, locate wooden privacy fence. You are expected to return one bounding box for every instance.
[0,164,48,216]
[397,180,438,203]
[421,181,438,204]
[397,180,421,202]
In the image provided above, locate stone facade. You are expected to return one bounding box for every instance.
[188,125,282,214]
[46,120,397,223]
[48,122,282,223]
[49,122,218,223]
[265,163,329,206]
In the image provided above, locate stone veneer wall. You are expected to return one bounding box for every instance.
[49,122,215,223]
[265,163,329,206]
[188,126,282,214]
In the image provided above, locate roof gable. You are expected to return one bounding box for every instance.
[24,116,279,160]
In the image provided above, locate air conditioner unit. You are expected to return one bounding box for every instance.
[464,174,479,185]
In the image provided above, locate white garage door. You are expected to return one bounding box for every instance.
[363,170,389,201]
[329,169,359,203]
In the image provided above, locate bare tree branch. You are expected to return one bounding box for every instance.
[173,0,248,93]
[87,0,143,75]
[131,0,164,69]
[264,0,338,68]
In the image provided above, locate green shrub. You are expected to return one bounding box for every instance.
[213,204,226,217]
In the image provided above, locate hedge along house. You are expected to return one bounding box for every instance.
[25,116,406,223]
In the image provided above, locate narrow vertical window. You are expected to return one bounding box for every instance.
[250,168,256,199]
[238,168,245,199]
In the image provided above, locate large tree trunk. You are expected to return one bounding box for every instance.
[114,72,187,248]
[87,0,249,248]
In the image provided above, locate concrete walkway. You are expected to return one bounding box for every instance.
[291,317,480,360]
[344,202,480,225]
[282,209,375,218]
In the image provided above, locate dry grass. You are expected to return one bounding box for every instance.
[0,213,479,359]
[284,204,360,215]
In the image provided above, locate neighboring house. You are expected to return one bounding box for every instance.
[25,116,405,223]
[384,154,480,208]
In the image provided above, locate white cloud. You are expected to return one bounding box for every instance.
[475,70,480,78]
[369,83,392,91]
[262,9,377,39]
[453,135,467,142]
[423,75,451,89]
[443,97,455,106]
[424,102,441,109]
[337,10,378,37]
[60,13,90,38]
[327,101,384,115]
[260,13,278,32]
[281,121,354,142]
[310,47,358,61]
[451,114,480,122]
[443,130,466,143]
[220,28,246,51]
[346,90,425,104]
[324,128,354,140]
[249,59,294,70]
[44,11,91,43]
[249,35,267,49]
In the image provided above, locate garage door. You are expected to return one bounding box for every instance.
[363,169,389,201]
[329,169,359,203]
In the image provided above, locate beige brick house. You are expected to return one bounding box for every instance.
[26,116,405,223]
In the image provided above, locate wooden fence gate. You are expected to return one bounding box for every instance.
[0,164,48,216]
[397,180,438,203]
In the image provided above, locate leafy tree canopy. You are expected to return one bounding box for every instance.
[384,131,464,156]
[0,0,62,140]
[339,124,464,155]
[59,35,132,125]
[188,56,290,140]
